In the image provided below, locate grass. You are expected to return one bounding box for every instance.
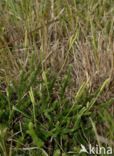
[0,0,114,155]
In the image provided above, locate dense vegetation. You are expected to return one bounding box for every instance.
[0,0,114,155]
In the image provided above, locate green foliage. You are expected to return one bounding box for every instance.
[0,0,114,155]
[0,67,112,155]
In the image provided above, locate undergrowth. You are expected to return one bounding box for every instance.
[0,0,114,155]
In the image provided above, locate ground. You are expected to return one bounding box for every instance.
[0,0,114,155]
